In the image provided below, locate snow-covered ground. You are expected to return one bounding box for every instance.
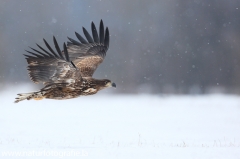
[0,86,240,159]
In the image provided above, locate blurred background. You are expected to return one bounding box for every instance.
[0,0,240,94]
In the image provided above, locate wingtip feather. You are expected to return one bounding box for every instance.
[99,20,104,44]
[91,21,99,43]
[75,31,88,44]
[63,42,70,62]
[83,27,94,43]
[53,36,64,59]
[104,27,109,48]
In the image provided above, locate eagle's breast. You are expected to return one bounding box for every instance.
[83,88,97,93]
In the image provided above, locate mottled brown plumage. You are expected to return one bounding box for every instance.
[15,20,116,103]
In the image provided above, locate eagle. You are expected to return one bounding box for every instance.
[15,20,116,103]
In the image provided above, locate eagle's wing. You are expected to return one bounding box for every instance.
[24,37,81,85]
[66,20,109,77]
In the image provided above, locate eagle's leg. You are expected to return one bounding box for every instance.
[14,91,46,103]
[34,97,44,100]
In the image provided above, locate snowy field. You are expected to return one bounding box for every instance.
[0,86,240,159]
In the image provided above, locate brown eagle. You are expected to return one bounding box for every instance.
[15,20,116,103]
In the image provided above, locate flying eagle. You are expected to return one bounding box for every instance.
[15,20,116,103]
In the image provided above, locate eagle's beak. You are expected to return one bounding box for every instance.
[112,82,116,88]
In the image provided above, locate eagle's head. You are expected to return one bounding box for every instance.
[97,79,116,90]
[104,79,116,88]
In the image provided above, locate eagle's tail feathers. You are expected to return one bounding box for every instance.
[14,91,45,103]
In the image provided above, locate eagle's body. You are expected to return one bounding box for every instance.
[15,20,116,103]
[21,78,110,101]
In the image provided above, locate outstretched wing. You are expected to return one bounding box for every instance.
[67,20,110,77]
[25,37,81,85]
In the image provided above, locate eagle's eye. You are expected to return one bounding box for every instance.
[105,81,110,85]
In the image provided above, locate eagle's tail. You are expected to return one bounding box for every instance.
[14,91,45,103]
